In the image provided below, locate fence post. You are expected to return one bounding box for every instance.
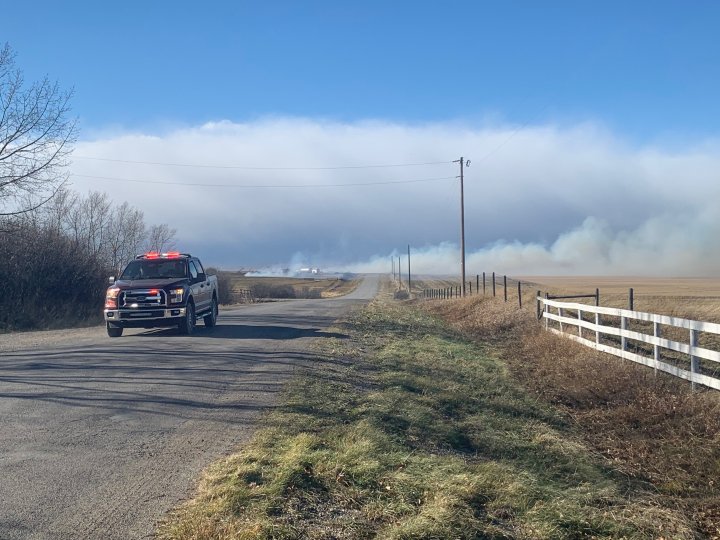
[469,282,472,295]
[544,293,549,330]
[690,329,699,391]
[518,281,522,308]
[595,310,600,345]
[653,322,661,375]
[622,279,632,355]
[595,288,601,345]
[492,272,496,297]
[476,274,479,295]
[558,305,564,334]
[503,275,508,302]
[536,290,541,319]
[577,307,583,339]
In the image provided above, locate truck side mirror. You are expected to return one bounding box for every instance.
[109,276,115,285]
[197,272,206,283]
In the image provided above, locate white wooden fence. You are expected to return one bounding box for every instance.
[539,297,720,391]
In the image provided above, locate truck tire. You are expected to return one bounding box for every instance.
[179,301,195,335]
[107,323,123,338]
[204,297,218,328]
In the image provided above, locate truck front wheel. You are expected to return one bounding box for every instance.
[107,323,123,338]
[179,301,195,335]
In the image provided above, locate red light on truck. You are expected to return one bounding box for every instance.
[145,252,159,259]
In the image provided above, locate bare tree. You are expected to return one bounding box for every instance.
[79,191,112,256]
[145,223,177,253]
[106,202,146,272]
[0,43,77,216]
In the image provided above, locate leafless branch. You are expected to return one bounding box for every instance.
[0,43,76,215]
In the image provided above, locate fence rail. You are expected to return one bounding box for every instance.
[540,296,720,391]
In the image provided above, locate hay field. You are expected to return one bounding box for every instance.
[520,275,720,323]
[229,274,359,300]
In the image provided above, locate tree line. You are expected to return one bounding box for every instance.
[0,189,177,330]
[0,43,182,331]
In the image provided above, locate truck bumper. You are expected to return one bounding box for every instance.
[104,307,186,328]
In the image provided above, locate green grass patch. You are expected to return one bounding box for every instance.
[158,301,693,539]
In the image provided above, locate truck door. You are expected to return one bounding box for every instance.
[189,259,210,313]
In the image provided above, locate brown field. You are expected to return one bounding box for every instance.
[416,275,720,323]
[229,274,359,300]
[424,295,720,537]
[418,275,720,380]
[519,275,720,324]
[520,275,720,297]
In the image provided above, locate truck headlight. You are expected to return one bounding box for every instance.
[105,287,120,309]
[169,288,184,304]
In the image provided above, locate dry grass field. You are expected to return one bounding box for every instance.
[425,295,720,537]
[417,275,720,322]
[521,275,720,323]
[417,274,720,385]
[228,274,359,301]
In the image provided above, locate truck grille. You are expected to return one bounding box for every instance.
[119,289,167,308]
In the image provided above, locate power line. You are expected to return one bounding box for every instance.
[472,105,549,166]
[69,173,457,188]
[72,156,452,170]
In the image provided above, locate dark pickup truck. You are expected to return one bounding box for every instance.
[104,252,219,337]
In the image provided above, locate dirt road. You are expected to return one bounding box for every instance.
[0,276,379,539]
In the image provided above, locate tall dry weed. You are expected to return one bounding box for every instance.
[425,296,720,537]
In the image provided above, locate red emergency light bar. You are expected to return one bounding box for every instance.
[137,252,191,260]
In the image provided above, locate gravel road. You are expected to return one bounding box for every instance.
[0,276,379,539]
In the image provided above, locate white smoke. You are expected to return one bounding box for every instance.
[69,118,720,275]
[340,213,720,277]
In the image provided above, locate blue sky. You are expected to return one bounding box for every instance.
[5,1,719,140]
[4,1,720,273]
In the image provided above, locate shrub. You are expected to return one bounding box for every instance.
[207,269,234,305]
[250,283,296,299]
[0,223,107,330]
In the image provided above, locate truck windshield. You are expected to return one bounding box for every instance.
[120,260,187,280]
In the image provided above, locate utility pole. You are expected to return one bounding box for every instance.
[391,257,395,280]
[453,157,469,296]
[398,256,402,289]
[407,244,411,295]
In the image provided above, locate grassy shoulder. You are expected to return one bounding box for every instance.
[427,295,720,538]
[158,299,693,539]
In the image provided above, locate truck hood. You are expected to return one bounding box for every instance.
[113,278,188,290]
